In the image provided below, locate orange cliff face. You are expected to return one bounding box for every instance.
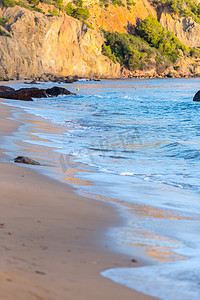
[0,5,121,79]
[83,0,157,33]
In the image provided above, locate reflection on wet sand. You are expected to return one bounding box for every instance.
[8,110,187,264]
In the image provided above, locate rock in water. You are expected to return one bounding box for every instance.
[46,86,76,96]
[193,90,200,101]
[17,88,47,99]
[14,156,41,165]
[0,86,15,92]
[0,89,33,101]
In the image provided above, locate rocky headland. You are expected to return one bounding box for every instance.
[0,0,200,80]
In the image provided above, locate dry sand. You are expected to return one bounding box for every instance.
[0,101,157,300]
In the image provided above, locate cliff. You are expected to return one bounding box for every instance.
[1,0,200,80]
[159,12,200,48]
[0,5,120,80]
[85,0,156,33]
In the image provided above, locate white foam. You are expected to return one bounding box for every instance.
[101,258,200,300]
[120,172,135,176]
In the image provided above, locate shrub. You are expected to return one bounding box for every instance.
[65,3,74,16]
[29,0,39,4]
[112,0,125,7]
[64,4,89,21]
[0,27,11,36]
[73,0,83,7]
[153,0,200,24]
[72,7,89,20]
[100,0,108,7]
[1,0,15,7]
[102,44,117,62]
[0,17,9,26]
[102,30,163,70]
[16,1,31,9]
[40,0,53,3]
[48,8,60,16]
[83,21,94,29]
[136,15,188,63]
[54,0,63,9]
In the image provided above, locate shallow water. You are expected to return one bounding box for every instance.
[3,78,200,300]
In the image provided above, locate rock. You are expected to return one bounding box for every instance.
[160,13,200,48]
[0,87,47,101]
[64,75,79,83]
[193,90,200,101]
[24,80,39,84]
[0,90,33,101]
[30,80,38,84]
[0,86,75,101]
[14,156,41,165]
[0,86,15,92]
[0,6,120,80]
[0,65,9,81]
[46,86,76,96]
[17,88,47,98]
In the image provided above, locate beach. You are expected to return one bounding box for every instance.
[0,101,157,299]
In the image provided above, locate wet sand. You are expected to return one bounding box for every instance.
[0,101,157,300]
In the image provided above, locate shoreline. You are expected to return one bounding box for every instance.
[0,72,200,85]
[0,101,157,299]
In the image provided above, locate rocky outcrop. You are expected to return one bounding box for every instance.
[85,0,157,33]
[159,12,200,48]
[193,90,200,101]
[0,86,75,101]
[0,5,120,80]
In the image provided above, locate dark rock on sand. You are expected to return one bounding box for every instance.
[193,90,200,101]
[0,86,76,101]
[14,156,41,165]
[0,89,33,101]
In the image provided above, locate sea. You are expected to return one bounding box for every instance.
[2,78,200,300]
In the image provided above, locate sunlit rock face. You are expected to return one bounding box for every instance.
[85,0,157,33]
[159,12,200,48]
[0,5,120,80]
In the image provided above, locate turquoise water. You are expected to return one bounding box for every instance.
[4,78,200,300]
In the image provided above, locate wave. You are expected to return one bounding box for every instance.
[101,257,200,300]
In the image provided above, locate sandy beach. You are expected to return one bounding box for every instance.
[0,101,157,300]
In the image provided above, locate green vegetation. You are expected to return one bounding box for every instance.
[127,0,135,10]
[136,15,188,63]
[102,15,200,71]
[72,7,89,20]
[100,0,109,8]
[0,27,11,36]
[102,29,167,70]
[153,0,200,24]
[0,17,9,25]
[15,1,43,12]
[1,0,15,7]
[64,3,90,21]
[112,0,125,7]
[73,0,83,7]
[0,0,89,20]
[100,0,124,7]
[48,8,60,16]
[102,43,117,63]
